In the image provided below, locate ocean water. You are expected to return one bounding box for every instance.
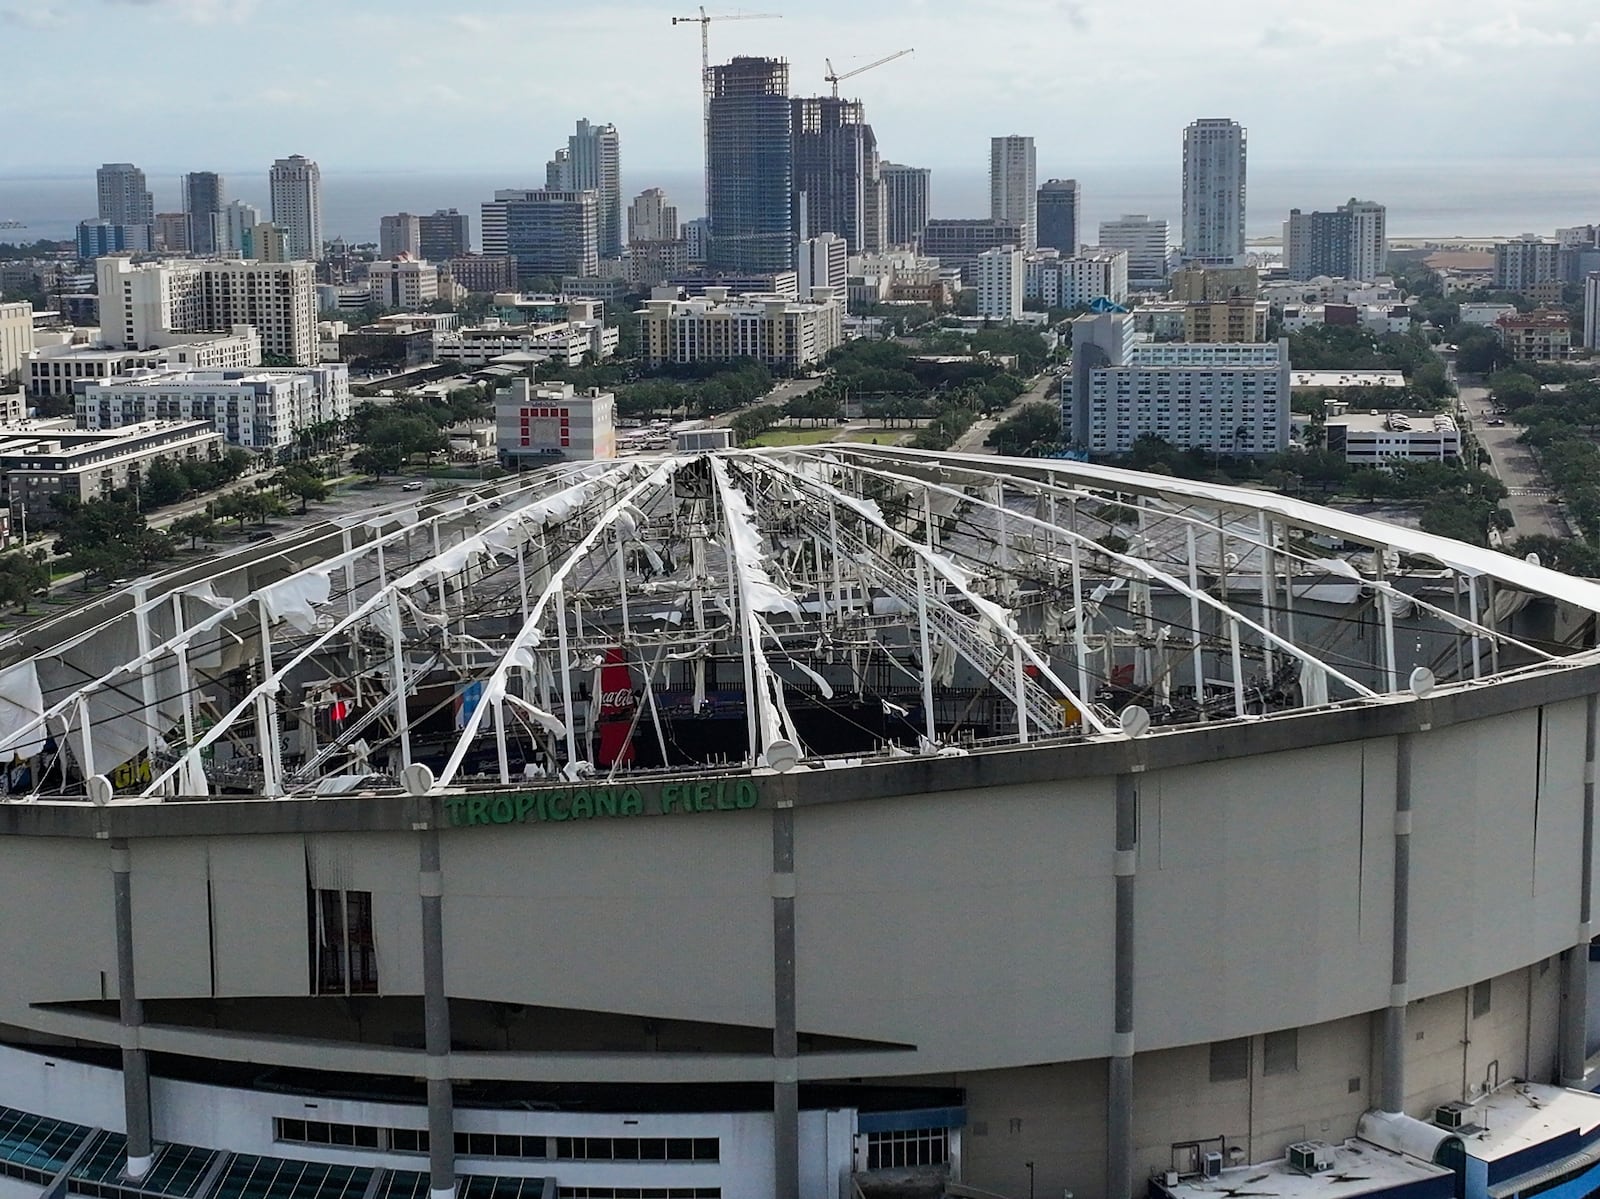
[2,157,1597,248]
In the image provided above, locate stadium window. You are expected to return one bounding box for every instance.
[1473,980,1492,1019]
[1263,1029,1299,1076]
[311,888,379,997]
[1209,1038,1250,1083]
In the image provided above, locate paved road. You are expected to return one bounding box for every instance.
[1451,362,1570,539]
[951,371,1058,455]
[707,377,825,429]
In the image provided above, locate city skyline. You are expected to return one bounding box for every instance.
[1,0,1597,175]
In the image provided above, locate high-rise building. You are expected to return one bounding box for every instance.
[182,172,224,255]
[0,301,31,389]
[96,163,154,227]
[706,57,793,274]
[212,201,263,258]
[1097,214,1171,285]
[791,96,882,254]
[76,220,151,259]
[796,233,848,298]
[418,210,471,262]
[976,245,1023,322]
[1026,250,1129,308]
[481,189,600,283]
[1037,179,1081,256]
[881,163,930,247]
[268,154,324,262]
[1283,199,1388,281]
[368,259,440,309]
[1494,235,1560,293]
[628,189,679,245]
[379,213,423,260]
[246,222,291,264]
[919,219,1022,280]
[990,136,1037,252]
[154,213,190,254]
[1181,118,1247,264]
[682,217,711,265]
[1585,272,1600,352]
[548,120,622,259]
[96,256,319,366]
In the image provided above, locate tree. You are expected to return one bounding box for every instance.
[352,445,405,481]
[170,513,218,550]
[0,550,51,613]
[140,460,189,508]
[985,403,1061,457]
[51,498,174,583]
[279,469,330,514]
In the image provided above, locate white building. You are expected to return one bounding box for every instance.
[1025,249,1130,308]
[368,258,440,310]
[1280,304,1412,337]
[75,364,351,450]
[212,200,263,258]
[1181,118,1247,264]
[268,154,324,262]
[0,301,30,390]
[1068,311,1290,455]
[1585,271,1600,352]
[639,287,844,371]
[1459,302,1518,328]
[976,246,1023,322]
[30,327,261,398]
[496,378,616,467]
[1327,411,1461,465]
[433,320,618,369]
[628,188,679,245]
[990,135,1037,251]
[97,256,318,367]
[796,233,848,300]
[1098,214,1171,285]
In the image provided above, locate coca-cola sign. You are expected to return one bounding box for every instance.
[600,686,636,713]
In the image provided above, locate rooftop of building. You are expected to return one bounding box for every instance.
[1331,411,1458,434]
[0,419,218,456]
[1292,370,1407,388]
[1496,309,1573,330]
[1448,1082,1600,1166]
[1155,1138,1452,1199]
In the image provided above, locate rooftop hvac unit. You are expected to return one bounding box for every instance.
[1434,1102,1473,1130]
[1200,1152,1223,1179]
[1287,1141,1335,1175]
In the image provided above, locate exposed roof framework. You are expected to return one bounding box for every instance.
[1,446,1596,803]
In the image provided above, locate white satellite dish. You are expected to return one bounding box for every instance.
[400,762,436,796]
[1119,705,1151,739]
[85,775,113,806]
[1409,666,1436,699]
[764,739,801,772]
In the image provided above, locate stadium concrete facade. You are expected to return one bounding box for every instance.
[0,448,1598,1199]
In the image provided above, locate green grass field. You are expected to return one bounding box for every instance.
[748,427,904,448]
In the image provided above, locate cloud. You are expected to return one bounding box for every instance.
[102,0,257,22]
[0,1,68,28]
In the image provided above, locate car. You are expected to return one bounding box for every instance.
[1487,417,1506,427]
[401,481,425,492]
[247,530,275,542]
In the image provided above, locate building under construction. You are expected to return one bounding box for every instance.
[706,56,793,274]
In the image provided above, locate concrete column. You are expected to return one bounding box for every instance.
[111,841,153,1178]
[418,830,456,1199]
[1561,693,1597,1085]
[772,799,799,1199]
[1108,773,1137,1199]
[1380,733,1414,1113]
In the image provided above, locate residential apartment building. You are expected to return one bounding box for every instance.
[1037,178,1081,256]
[791,95,884,254]
[682,217,711,265]
[626,240,689,289]
[919,218,1022,280]
[706,57,794,273]
[76,365,351,450]
[0,301,33,389]
[1097,215,1171,285]
[638,287,843,371]
[1025,249,1129,308]
[976,246,1023,322]
[1283,200,1388,281]
[30,327,261,398]
[1170,264,1259,301]
[379,214,422,259]
[1494,236,1561,293]
[96,163,153,227]
[1183,298,1270,342]
[182,172,224,255]
[1068,311,1290,455]
[154,213,190,254]
[990,135,1037,251]
[447,254,518,295]
[268,155,324,262]
[497,379,616,468]
[212,201,263,258]
[0,420,223,521]
[796,233,848,299]
[245,222,290,263]
[1495,309,1573,360]
[1586,272,1600,352]
[1180,118,1247,264]
[545,120,622,259]
[77,220,151,258]
[96,256,319,367]
[881,163,930,247]
[418,210,471,261]
[627,189,679,245]
[480,189,600,284]
[368,258,439,309]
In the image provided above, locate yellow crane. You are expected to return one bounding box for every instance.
[823,47,914,98]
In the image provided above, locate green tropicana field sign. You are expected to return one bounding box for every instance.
[443,778,762,828]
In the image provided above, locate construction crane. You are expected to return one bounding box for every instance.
[672,7,783,109]
[824,47,914,98]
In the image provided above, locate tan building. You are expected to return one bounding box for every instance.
[1496,309,1573,360]
[1170,264,1259,301]
[639,286,844,371]
[367,257,440,310]
[0,300,31,389]
[1183,297,1270,342]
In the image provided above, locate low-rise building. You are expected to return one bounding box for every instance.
[1170,264,1259,301]
[625,240,689,289]
[496,379,616,468]
[919,219,1021,281]
[0,420,224,522]
[1025,249,1130,308]
[1326,411,1461,465]
[638,287,843,371]
[666,272,800,300]
[367,257,439,309]
[1280,303,1412,337]
[1496,309,1573,360]
[433,320,618,370]
[1184,298,1270,342]
[447,255,519,295]
[560,275,629,306]
[29,327,262,398]
[1068,312,1291,455]
[1458,302,1518,327]
[337,323,435,373]
[75,364,351,450]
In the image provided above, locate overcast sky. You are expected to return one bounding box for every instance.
[3,0,1599,176]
